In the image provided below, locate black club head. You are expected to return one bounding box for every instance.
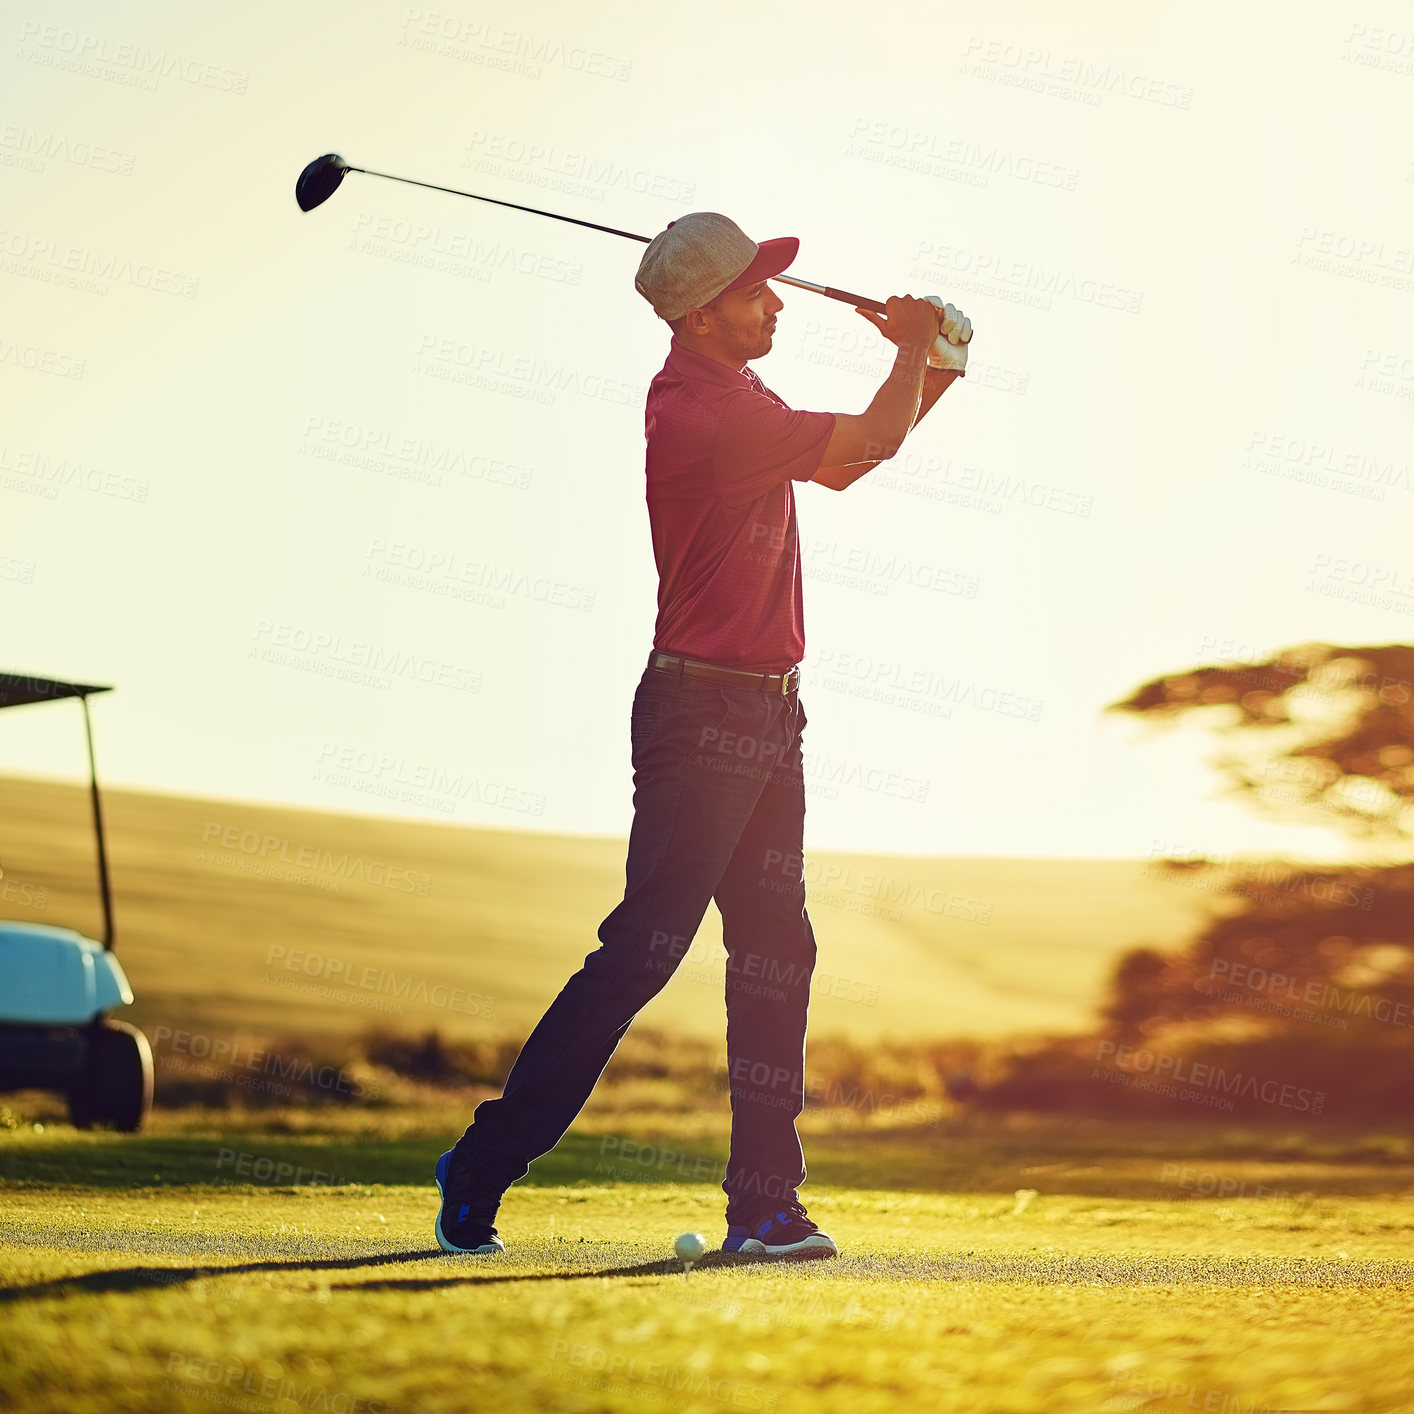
[296,153,349,212]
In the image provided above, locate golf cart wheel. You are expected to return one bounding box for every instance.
[68,1019,154,1132]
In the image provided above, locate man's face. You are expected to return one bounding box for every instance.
[695,279,785,365]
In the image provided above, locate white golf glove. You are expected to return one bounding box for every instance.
[924,297,972,373]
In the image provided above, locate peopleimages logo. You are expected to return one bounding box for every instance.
[16,21,250,94]
[200,821,433,896]
[0,123,137,175]
[811,647,1043,722]
[151,1026,374,1100]
[913,238,1143,313]
[0,227,200,297]
[400,11,633,82]
[263,945,494,1018]
[1207,958,1413,1030]
[301,414,535,489]
[163,1354,394,1413]
[844,116,1081,191]
[0,445,149,502]
[1095,1040,1325,1113]
[959,34,1193,109]
[0,336,85,379]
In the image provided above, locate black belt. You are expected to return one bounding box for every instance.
[649,651,799,696]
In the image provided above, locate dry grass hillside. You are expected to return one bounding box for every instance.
[1,774,1215,1045]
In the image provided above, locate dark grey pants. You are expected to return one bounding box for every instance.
[456,651,817,1223]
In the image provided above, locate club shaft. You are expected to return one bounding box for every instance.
[349,165,887,315]
[350,166,654,244]
[772,274,886,316]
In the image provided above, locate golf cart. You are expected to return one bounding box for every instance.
[0,673,152,1130]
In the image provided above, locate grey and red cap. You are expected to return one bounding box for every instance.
[634,212,798,322]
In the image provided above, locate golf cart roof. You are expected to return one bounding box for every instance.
[0,672,117,950]
[0,674,112,710]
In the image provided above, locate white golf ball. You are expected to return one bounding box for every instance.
[674,1231,706,1262]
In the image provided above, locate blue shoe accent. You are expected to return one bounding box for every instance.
[722,1223,754,1254]
[434,1148,505,1255]
[721,1200,837,1258]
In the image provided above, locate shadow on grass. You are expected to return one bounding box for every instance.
[0,1249,748,1306]
[339,1250,752,1293]
[6,1246,1413,1309]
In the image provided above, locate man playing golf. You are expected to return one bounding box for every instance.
[436,212,971,1258]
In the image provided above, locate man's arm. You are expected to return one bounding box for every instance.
[812,366,961,492]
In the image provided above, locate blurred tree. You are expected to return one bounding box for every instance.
[962,641,1414,1117]
[1107,641,1414,848]
[1095,640,1414,1059]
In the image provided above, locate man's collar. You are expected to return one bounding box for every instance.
[666,336,756,390]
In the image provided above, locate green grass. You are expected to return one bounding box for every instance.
[4,1111,1414,1413]
[6,772,1412,1409]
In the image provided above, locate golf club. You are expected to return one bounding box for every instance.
[295,152,892,315]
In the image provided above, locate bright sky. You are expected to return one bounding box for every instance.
[3,0,1411,860]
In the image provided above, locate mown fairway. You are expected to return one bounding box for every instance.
[4,1110,1414,1414]
[6,774,1412,1410]
[0,773,1213,1046]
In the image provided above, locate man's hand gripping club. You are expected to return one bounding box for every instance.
[853,294,974,374]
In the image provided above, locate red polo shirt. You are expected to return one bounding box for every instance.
[643,337,836,673]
